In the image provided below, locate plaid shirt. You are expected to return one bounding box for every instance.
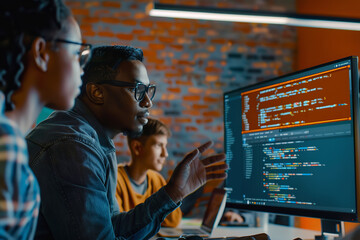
[0,93,40,239]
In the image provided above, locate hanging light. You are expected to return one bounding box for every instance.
[148,3,360,31]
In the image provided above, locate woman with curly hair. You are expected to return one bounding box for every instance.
[0,0,91,238]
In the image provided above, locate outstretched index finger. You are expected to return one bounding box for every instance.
[197,140,213,154]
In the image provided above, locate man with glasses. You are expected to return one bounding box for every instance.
[26,45,227,239]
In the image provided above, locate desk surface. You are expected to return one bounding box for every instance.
[213,224,321,240]
[154,218,322,240]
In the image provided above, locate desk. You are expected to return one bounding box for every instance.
[153,218,322,240]
[212,224,321,240]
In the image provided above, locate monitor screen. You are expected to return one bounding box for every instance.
[224,56,360,222]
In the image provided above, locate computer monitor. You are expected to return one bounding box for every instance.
[223,56,360,227]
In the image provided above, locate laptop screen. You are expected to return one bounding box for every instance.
[201,188,227,233]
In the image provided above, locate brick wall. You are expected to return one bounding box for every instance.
[64,0,296,210]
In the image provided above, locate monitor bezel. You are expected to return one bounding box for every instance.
[224,56,360,222]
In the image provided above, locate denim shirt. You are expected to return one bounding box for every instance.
[26,99,179,240]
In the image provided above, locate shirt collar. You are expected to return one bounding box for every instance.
[72,98,115,153]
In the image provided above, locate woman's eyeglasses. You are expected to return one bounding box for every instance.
[97,80,156,102]
[52,38,92,68]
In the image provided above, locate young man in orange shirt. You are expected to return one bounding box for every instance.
[116,118,182,227]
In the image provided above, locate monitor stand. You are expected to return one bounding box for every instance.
[314,219,344,240]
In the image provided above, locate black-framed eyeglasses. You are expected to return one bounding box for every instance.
[52,39,92,68]
[97,80,156,102]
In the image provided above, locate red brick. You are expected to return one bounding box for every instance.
[203,111,221,117]
[173,125,181,132]
[253,62,268,68]
[221,45,231,53]
[165,72,182,78]
[233,23,251,34]
[167,87,181,93]
[80,24,93,32]
[150,108,163,116]
[82,17,100,24]
[168,30,184,37]
[146,57,165,64]
[138,35,156,41]
[170,45,183,51]
[158,117,172,126]
[197,23,212,28]
[246,41,256,48]
[155,65,169,71]
[83,31,96,37]
[211,39,227,44]
[163,79,172,85]
[130,3,139,9]
[116,33,134,41]
[206,29,218,37]
[183,109,201,116]
[161,93,179,100]
[93,9,111,16]
[132,29,145,35]
[188,29,198,35]
[84,2,100,8]
[179,0,197,6]
[174,22,192,29]
[205,89,222,95]
[65,1,81,8]
[207,46,216,52]
[194,53,210,60]
[156,22,174,29]
[196,118,213,124]
[186,126,198,132]
[196,38,207,44]
[183,95,201,101]
[102,1,121,8]
[205,75,219,82]
[205,67,222,73]
[159,0,176,3]
[175,80,192,86]
[101,17,121,24]
[159,36,175,44]
[193,104,209,110]
[122,19,137,26]
[98,31,115,37]
[134,13,146,19]
[149,43,165,50]
[72,8,89,16]
[113,12,132,18]
[217,2,232,8]
[183,66,194,73]
[157,102,171,108]
[188,88,203,94]
[140,21,154,28]
[204,96,220,103]
[175,118,192,123]
[215,142,223,149]
[142,50,157,58]
[150,28,166,35]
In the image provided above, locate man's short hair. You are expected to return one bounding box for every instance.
[127,118,171,145]
[80,45,143,96]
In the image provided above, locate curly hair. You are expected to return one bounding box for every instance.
[80,45,144,97]
[0,0,71,111]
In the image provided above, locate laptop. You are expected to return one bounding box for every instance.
[158,188,227,238]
